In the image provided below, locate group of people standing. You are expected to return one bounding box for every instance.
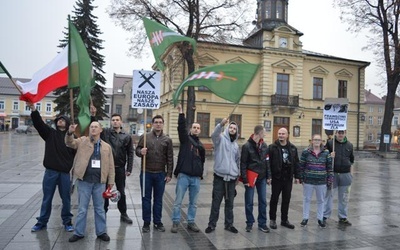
[29,101,354,242]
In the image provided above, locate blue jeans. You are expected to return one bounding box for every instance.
[74,180,106,237]
[244,177,267,227]
[324,172,352,219]
[140,171,166,224]
[37,169,72,226]
[172,173,200,224]
[302,184,326,221]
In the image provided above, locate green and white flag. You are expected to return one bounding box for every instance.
[173,63,259,106]
[142,17,197,71]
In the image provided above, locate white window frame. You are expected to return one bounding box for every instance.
[36,103,42,112]
[0,100,4,110]
[378,116,382,125]
[46,102,52,112]
[368,116,373,125]
[13,100,19,110]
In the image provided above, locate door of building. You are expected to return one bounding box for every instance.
[11,117,19,129]
[273,117,290,142]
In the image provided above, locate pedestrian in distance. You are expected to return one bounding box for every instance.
[90,106,134,224]
[323,130,354,226]
[205,118,240,234]
[27,102,75,233]
[171,104,205,233]
[135,115,174,233]
[240,125,271,233]
[66,121,115,242]
[268,127,301,230]
[299,134,333,229]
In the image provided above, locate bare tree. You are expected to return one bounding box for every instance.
[108,0,253,126]
[335,0,400,151]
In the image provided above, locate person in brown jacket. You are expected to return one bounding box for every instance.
[136,115,174,233]
[65,121,115,243]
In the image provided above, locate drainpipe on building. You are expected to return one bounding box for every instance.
[358,63,370,151]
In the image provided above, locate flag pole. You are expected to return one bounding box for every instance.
[142,108,147,197]
[228,104,239,120]
[67,16,75,124]
[69,89,75,123]
[0,62,23,95]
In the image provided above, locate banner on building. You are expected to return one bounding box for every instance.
[323,98,349,130]
[132,70,161,109]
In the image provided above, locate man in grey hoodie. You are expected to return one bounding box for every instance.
[205,118,240,234]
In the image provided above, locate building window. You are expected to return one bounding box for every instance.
[338,80,347,98]
[313,77,323,100]
[25,104,30,111]
[196,112,210,137]
[0,100,4,110]
[368,116,373,125]
[115,104,122,115]
[13,101,19,110]
[104,104,110,114]
[230,114,242,138]
[368,133,373,141]
[369,106,374,112]
[312,119,322,136]
[35,103,41,111]
[46,103,52,112]
[393,116,399,126]
[277,73,289,95]
[378,107,383,113]
[378,116,382,125]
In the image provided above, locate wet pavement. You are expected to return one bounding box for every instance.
[0,132,400,250]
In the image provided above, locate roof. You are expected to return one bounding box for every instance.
[0,77,57,97]
[364,89,385,104]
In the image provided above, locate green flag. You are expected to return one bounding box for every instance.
[142,17,197,71]
[0,61,13,81]
[173,63,260,106]
[68,21,94,132]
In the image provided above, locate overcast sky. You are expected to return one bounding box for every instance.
[0,0,384,96]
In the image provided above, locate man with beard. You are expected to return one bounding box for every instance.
[268,128,300,230]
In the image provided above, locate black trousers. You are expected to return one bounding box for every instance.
[269,177,293,222]
[104,167,127,214]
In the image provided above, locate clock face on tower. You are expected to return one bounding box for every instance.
[279,37,288,48]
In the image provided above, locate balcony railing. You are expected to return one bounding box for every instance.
[271,94,299,107]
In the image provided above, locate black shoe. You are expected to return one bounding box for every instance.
[69,235,84,242]
[224,225,238,233]
[121,213,133,224]
[205,226,215,233]
[259,225,270,233]
[339,218,352,226]
[318,220,326,228]
[97,233,110,241]
[300,219,308,227]
[269,220,277,229]
[154,223,166,232]
[281,220,295,229]
[142,222,150,233]
[245,224,252,232]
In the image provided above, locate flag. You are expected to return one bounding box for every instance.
[17,47,69,103]
[172,63,259,106]
[142,17,197,71]
[69,21,94,132]
[0,61,14,81]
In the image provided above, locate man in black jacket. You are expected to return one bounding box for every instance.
[171,104,205,233]
[268,127,300,230]
[91,108,134,223]
[28,102,75,232]
[240,125,271,233]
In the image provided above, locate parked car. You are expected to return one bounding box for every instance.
[15,125,32,134]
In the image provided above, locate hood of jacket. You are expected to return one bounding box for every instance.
[54,115,71,131]
[223,121,239,142]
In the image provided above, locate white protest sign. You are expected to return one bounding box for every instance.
[323,98,349,130]
[132,70,161,109]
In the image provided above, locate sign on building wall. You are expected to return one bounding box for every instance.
[323,98,349,130]
[131,70,161,109]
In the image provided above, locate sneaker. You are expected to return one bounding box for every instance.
[318,220,326,228]
[69,234,84,242]
[300,219,308,227]
[259,225,270,233]
[120,213,133,224]
[171,223,179,233]
[270,220,277,229]
[64,222,74,232]
[281,220,295,229]
[205,226,215,233]
[339,218,352,226]
[97,233,110,241]
[245,224,252,232]
[31,223,46,232]
[187,223,200,232]
[224,225,238,233]
[154,223,166,232]
[142,222,150,233]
